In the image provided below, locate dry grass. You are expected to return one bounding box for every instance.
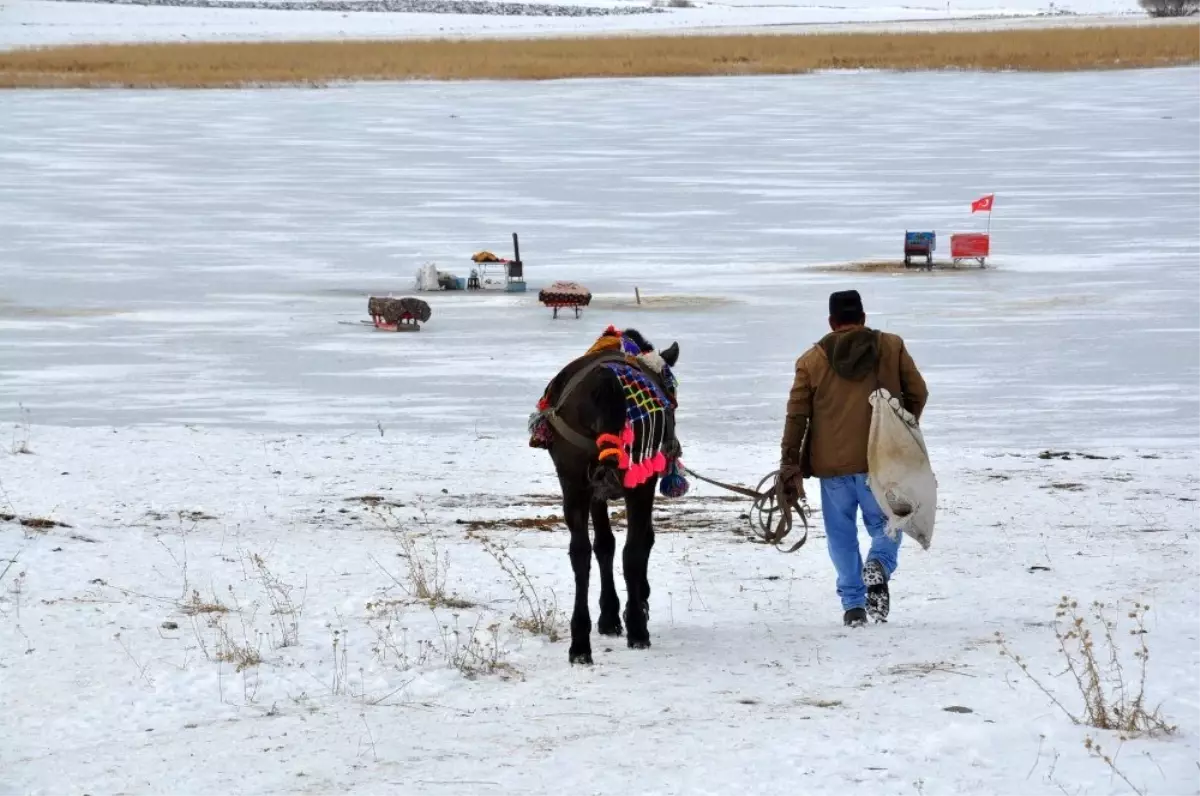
[474,533,563,642]
[180,589,231,616]
[2,514,72,530]
[459,515,565,533]
[0,26,1195,88]
[997,598,1176,737]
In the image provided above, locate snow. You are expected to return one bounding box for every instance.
[0,0,1163,50]
[1,68,1199,794]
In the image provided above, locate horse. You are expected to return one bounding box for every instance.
[529,327,686,665]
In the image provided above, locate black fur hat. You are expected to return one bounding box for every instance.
[829,290,865,322]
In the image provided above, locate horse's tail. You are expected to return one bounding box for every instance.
[588,369,629,500]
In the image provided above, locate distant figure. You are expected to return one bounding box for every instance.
[778,290,928,627]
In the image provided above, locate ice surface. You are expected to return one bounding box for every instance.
[1,70,1196,448]
[0,69,1197,796]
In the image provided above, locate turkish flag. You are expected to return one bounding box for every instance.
[971,194,995,213]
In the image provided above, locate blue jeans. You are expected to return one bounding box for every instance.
[820,474,901,611]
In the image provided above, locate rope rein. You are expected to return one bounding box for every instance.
[680,466,810,554]
[537,342,809,554]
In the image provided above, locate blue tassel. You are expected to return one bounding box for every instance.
[659,459,689,498]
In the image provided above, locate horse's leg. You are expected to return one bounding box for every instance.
[621,480,657,649]
[643,521,655,620]
[563,480,594,665]
[591,500,622,636]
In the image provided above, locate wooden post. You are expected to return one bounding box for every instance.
[635,287,641,305]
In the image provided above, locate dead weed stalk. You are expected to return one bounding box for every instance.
[996,598,1176,737]
[366,599,431,671]
[181,589,230,617]
[1083,735,1147,796]
[248,552,306,648]
[433,612,517,679]
[366,597,517,680]
[330,626,351,695]
[369,507,451,605]
[476,534,562,642]
[9,404,32,455]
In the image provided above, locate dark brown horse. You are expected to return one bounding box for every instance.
[530,328,683,664]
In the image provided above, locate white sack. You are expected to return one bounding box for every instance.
[415,262,441,292]
[866,388,937,550]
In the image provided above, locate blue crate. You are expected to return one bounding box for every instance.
[905,231,936,252]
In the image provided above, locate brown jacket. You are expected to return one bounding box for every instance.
[781,327,928,479]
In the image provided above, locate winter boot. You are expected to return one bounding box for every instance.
[843,607,868,627]
[863,559,890,623]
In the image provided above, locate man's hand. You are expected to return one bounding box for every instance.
[778,463,806,506]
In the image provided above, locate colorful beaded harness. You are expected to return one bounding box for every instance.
[529,326,688,497]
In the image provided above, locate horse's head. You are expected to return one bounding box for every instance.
[621,328,680,371]
[660,342,680,368]
[619,328,681,402]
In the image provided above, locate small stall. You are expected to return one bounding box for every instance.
[538,281,592,319]
[903,231,936,269]
[469,233,527,293]
[950,233,990,267]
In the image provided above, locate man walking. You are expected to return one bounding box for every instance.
[779,290,928,627]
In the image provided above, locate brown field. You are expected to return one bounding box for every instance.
[0,24,1196,88]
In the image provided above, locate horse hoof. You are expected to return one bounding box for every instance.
[598,620,623,637]
[569,649,594,665]
[627,637,651,650]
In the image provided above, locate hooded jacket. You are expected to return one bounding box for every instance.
[781,327,928,479]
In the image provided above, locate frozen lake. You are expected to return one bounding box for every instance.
[2,68,1199,796]
[1,69,1197,449]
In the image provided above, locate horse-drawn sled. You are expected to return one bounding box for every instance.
[367,296,431,332]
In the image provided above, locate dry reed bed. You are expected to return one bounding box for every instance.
[0,25,1197,88]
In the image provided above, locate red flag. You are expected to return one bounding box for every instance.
[971,194,995,213]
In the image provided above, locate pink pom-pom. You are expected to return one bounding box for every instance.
[623,467,639,488]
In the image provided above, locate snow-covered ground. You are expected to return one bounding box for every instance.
[0,0,1161,49]
[1,69,1198,794]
